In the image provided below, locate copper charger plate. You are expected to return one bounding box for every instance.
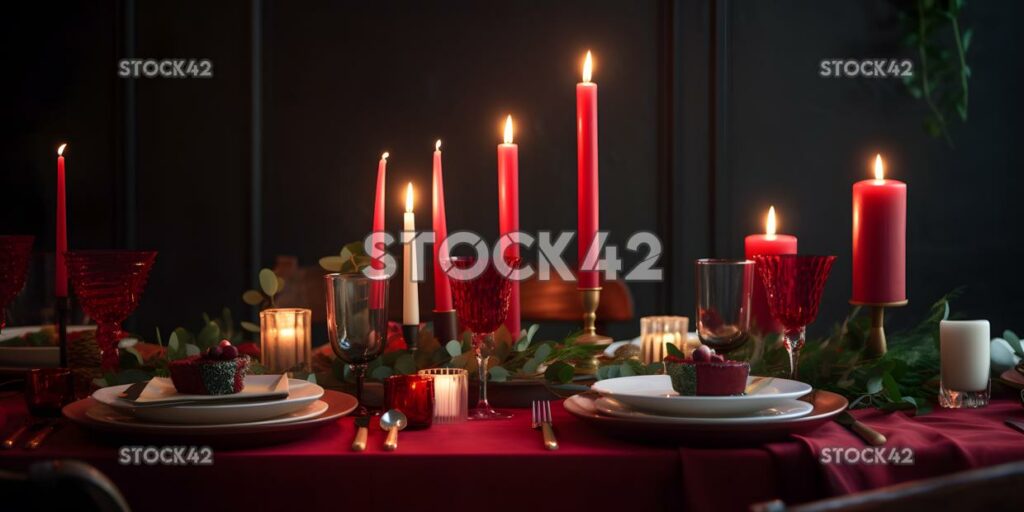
[63,389,356,448]
[565,389,848,446]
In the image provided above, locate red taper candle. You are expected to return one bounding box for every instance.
[852,154,907,304]
[431,140,453,312]
[370,152,388,309]
[498,115,521,337]
[576,51,600,289]
[56,143,68,297]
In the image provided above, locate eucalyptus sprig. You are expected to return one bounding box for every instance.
[320,241,373,274]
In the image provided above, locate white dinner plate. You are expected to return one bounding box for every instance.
[594,396,813,424]
[0,325,93,368]
[85,399,330,430]
[591,374,812,417]
[92,378,324,424]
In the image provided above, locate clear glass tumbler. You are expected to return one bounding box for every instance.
[695,259,754,355]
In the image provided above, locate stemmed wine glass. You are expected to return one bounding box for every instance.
[695,259,755,355]
[0,236,35,335]
[65,251,157,372]
[325,273,389,416]
[753,254,836,380]
[448,255,519,420]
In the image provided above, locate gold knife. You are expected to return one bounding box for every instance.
[24,422,60,450]
[835,411,886,446]
[351,416,370,451]
[2,423,33,449]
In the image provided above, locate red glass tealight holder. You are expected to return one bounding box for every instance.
[384,375,434,429]
[25,368,74,417]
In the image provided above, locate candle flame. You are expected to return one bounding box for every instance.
[873,154,884,181]
[382,151,389,161]
[405,182,414,212]
[766,206,777,237]
[503,115,514,144]
[57,143,67,156]
[435,139,442,151]
[582,50,593,83]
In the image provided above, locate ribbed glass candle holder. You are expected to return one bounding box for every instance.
[640,316,691,363]
[260,308,312,375]
[418,368,468,423]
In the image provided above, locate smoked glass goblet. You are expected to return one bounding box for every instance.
[65,251,157,372]
[449,255,519,420]
[695,259,754,355]
[0,236,34,335]
[325,273,389,416]
[754,254,836,380]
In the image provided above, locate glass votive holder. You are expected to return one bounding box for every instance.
[384,374,435,429]
[260,308,312,375]
[939,319,991,408]
[25,368,74,417]
[418,368,468,423]
[639,316,691,363]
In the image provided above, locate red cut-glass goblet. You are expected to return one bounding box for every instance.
[0,236,35,335]
[753,254,836,380]
[66,251,157,371]
[449,255,520,420]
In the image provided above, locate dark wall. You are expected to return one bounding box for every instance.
[2,0,1022,340]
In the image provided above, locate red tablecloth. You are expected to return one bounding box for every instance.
[2,392,1023,512]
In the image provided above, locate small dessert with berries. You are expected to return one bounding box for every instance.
[169,340,250,395]
[664,345,749,396]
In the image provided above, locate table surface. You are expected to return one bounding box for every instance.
[2,391,1023,512]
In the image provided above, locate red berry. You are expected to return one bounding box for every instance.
[219,339,233,348]
[206,345,223,360]
[692,345,712,362]
[711,354,725,363]
[221,345,239,359]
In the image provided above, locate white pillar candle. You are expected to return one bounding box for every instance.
[940,319,990,392]
[418,368,467,423]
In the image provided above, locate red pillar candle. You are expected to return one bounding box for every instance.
[497,115,520,337]
[370,152,388,309]
[852,154,907,304]
[431,140,453,312]
[744,206,797,334]
[576,51,600,290]
[55,144,68,298]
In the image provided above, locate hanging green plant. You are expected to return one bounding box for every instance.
[899,0,972,146]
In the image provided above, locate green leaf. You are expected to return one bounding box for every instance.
[882,373,902,401]
[1004,331,1023,358]
[544,361,575,384]
[259,268,279,297]
[394,353,417,375]
[488,366,509,382]
[240,321,260,333]
[866,375,883,394]
[445,340,463,357]
[319,256,344,272]
[197,321,221,350]
[370,365,394,380]
[242,289,264,306]
[962,27,973,51]
[664,342,685,359]
[307,373,318,384]
[185,344,201,357]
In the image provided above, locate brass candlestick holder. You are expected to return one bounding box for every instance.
[575,287,611,372]
[850,299,908,357]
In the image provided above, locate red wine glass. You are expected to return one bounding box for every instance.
[753,254,836,380]
[449,255,519,420]
[65,251,157,372]
[0,236,35,335]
